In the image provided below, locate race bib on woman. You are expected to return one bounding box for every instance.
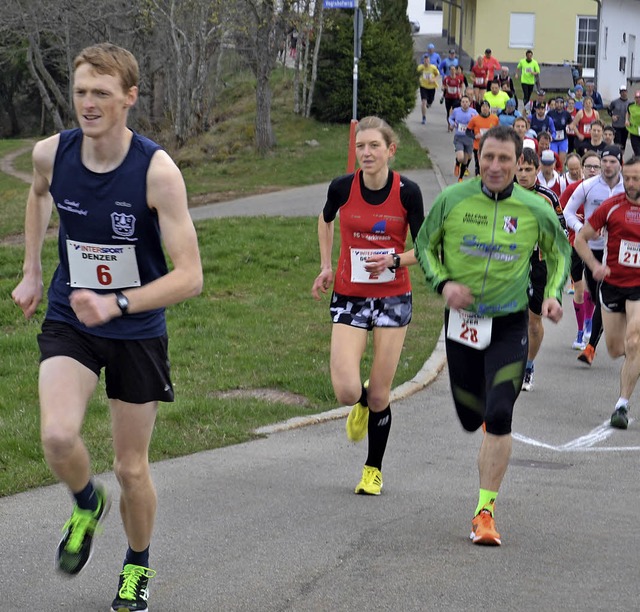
[350,248,396,283]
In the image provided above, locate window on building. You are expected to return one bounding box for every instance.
[509,13,535,49]
[576,16,597,70]
[425,1,442,9]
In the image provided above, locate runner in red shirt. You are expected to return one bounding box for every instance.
[312,116,425,495]
[560,151,602,349]
[483,48,501,82]
[574,156,640,429]
[442,64,464,128]
[471,56,489,105]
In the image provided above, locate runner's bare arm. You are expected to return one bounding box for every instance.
[574,223,610,281]
[11,135,58,319]
[312,213,334,300]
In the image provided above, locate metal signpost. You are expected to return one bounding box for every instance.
[323,0,362,171]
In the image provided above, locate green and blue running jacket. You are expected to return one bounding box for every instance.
[415,179,571,317]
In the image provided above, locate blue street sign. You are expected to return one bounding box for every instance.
[324,0,357,8]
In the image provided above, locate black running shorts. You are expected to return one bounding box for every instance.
[527,252,547,316]
[600,282,640,314]
[444,309,528,435]
[570,247,585,284]
[38,320,174,404]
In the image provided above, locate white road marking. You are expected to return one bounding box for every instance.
[513,419,640,452]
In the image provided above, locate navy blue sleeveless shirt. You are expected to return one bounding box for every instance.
[46,128,168,339]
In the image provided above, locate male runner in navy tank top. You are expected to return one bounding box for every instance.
[12,43,203,612]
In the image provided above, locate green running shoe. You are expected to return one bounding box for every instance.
[610,406,629,430]
[56,484,111,576]
[346,380,369,442]
[354,465,383,495]
[111,564,156,612]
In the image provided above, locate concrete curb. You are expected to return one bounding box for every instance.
[254,328,447,435]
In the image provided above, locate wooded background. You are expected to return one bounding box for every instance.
[0,0,416,153]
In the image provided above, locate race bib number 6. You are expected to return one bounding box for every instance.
[446,309,492,350]
[67,240,141,289]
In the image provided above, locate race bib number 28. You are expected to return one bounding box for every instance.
[446,309,492,350]
[66,240,141,289]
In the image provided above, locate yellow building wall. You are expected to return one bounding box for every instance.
[446,0,597,64]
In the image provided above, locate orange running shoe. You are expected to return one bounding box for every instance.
[577,344,595,366]
[470,509,501,545]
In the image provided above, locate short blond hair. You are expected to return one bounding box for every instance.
[74,43,139,92]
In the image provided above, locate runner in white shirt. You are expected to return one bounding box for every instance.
[537,149,567,197]
[563,146,626,365]
[562,152,583,187]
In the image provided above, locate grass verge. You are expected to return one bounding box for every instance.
[0,217,443,497]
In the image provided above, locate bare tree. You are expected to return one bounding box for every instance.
[147,0,227,145]
[291,0,323,118]
[304,3,324,117]
[2,0,147,132]
[230,0,285,154]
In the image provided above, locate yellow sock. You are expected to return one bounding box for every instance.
[475,488,498,516]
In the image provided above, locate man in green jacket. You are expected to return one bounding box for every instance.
[414,125,570,547]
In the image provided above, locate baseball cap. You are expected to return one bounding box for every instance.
[449,48,456,53]
[620,84,628,91]
[506,99,516,108]
[428,43,435,50]
[601,145,623,163]
[536,89,546,96]
[574,85,583,91]
[523,139,536,150]
[485,48,492,54]
[540,150,555,165]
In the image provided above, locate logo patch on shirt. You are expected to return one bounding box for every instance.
[503,216,518,234]
[371,220,387,233]
[111,212,137,240]
[626,209,640,224]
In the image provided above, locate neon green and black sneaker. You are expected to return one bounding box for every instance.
[354,465,383,495]
[346,380,369,442]
[111,564,156,612]
[56,484,111,575]
[611,405,629,429]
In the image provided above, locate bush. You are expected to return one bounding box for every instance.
[313,1,416,125]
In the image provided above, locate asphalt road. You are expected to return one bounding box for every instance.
[2,84,639,612]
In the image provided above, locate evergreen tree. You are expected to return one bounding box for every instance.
[312,0,416,124]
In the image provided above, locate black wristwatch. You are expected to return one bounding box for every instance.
[115,291,129,315]
[389,253,401,271]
